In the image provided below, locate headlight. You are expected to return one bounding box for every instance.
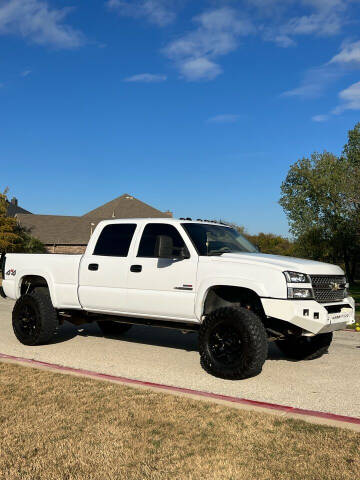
[284,271,310,283]
[287,287,313,299]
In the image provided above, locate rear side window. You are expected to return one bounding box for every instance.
[137,223,186,258]
[93,224,136,257]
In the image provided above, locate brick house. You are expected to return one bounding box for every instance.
[14,194,172,254]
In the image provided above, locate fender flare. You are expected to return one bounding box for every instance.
[195,277,268,320]
[16,269,57,307]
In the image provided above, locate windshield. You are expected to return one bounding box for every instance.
[182,223,258,256]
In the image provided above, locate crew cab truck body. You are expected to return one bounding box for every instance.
[1,219,355,379]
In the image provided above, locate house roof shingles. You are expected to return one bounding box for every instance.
[16,194,172,245]
[16,215,94,245]
[7,202,31,217]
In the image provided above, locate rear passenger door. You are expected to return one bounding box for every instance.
[126,223,198,320]
[78,223,137,312]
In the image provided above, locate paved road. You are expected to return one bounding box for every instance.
[1,298,359,418]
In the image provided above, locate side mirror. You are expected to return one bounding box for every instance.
[179,246,190,259]
[155,235,174,258]
[155,236,190,259]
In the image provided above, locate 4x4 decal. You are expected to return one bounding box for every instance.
[6,269,16,276]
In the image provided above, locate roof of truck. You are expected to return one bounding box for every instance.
[97,218,227,227]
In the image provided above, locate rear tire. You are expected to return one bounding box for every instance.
[12,290,59,346]
[276,332,333,360]
[97,320,132,336]
[199,307,268,379]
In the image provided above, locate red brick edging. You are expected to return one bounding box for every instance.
[1,352,359,426]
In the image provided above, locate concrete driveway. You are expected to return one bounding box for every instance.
[1,298,359,418]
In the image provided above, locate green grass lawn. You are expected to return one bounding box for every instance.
[1,361,359,480]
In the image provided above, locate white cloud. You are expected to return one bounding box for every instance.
[124,73,167,82]
[207,114,240,124]
[20,69,32,77]
[163,7,254,81]
[282,24,360,101]
[333,81,360,114]
[282,65,341,98]
[283,36,360,101]
[107,0,359,85]
[271,34,295,47]
[106,0,178,26]
[179,58,222,81]
[302,0,346,12]
[330,40,360,65]
[245,0,288,11]
[0,0,84,48]
[312,114,329,122]
[258,0,351,47]
[307,80,360,120]
[284,12,344,37]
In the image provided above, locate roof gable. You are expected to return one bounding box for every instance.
[82,194,172,219]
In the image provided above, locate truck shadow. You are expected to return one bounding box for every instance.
[53,321,287,359]
[78,323,199,352]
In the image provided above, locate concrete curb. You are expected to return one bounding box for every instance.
[1,352,359,432]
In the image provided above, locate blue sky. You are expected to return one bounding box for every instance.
[1,0,360,236]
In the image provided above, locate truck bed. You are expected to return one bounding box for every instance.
[2,254,83,309]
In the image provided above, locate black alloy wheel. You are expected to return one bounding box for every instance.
[199,306,268,379]
[12,291,59,346]
[208,324,243,366]
[15,302,39,338]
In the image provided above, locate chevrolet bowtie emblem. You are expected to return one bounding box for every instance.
[329,282,341,291]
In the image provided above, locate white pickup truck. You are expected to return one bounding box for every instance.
[1,218,355,379]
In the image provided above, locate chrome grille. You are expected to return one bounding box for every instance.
[310,275,347,303]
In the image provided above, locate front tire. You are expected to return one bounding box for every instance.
[276,332,333,360]
[12,291,59,346]
[199,307,268,379]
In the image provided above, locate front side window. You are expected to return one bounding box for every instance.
[138,223,186,258]
[93,224,136,257]
[182,223,258,256]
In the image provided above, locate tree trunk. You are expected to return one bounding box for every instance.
[350,254,358,283]
[343,249,354,283]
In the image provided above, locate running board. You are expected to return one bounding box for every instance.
[102,316,200,332]
[61,310,199,332]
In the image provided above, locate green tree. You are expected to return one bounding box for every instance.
[246,232,295,257]
[221,221,295,257]
[0,189,46,254]
[343,123,360,238]
[279,151,359,282]
[0,189,23,252]
[343,122,360,279]
[343,122,360,167]
[20,231,47,253]
[292,227,336,264]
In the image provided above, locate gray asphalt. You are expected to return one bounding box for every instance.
[1,298,359,418]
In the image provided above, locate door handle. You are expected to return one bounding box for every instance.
[130,264,142,273]
[88,263,99,271]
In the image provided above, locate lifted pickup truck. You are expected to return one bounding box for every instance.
[1,219,355,379]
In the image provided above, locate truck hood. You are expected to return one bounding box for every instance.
[216,252,344,275]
